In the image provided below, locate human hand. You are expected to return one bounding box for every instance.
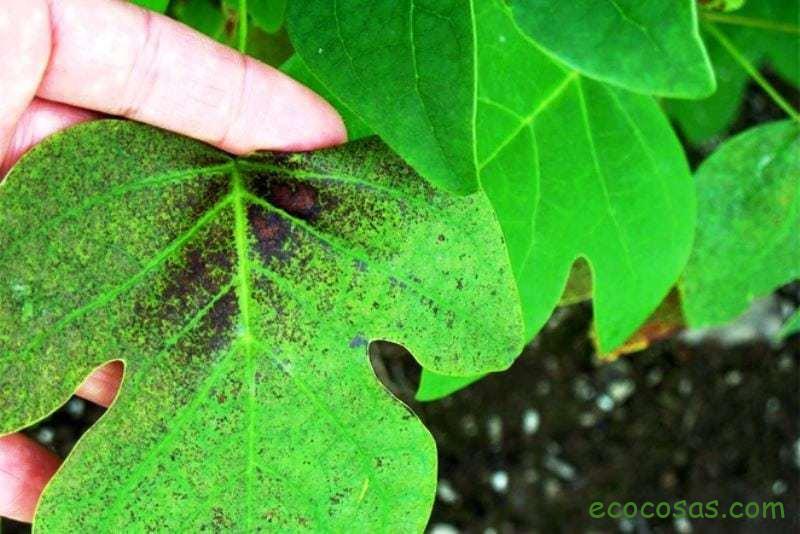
[0,0,346,523]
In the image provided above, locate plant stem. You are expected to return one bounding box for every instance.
[237,0,248,53]
[701,12,800,35]
[703,22,800,123]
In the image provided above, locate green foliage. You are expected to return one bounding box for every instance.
[0,121,524,531]
[509,0,715,98]
[288,0,477,195]
[172,0,227,39]
[249,0,288,33]
[680,121,800,326]
[288,0,695,355]
[416,370,483,402]
[130,0,171,12]
[667,1,800,144]
[700,0,747,12]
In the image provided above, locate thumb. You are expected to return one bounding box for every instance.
[0,433,60,523]
[0,0,51,173]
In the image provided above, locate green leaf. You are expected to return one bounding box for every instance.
[664,30,752,144]
[245,26,293,67]
[508,0,715,98]
[288,0,696,354]
[699,0,747,13]
[416,369,483,402]
[667,1,800,143]
[680,120,800,327]
[415,260,595,402]
[249,0,288,33]
[172,0,227,40]
[0,120,524,531]
[779,308,800,339]
[130,0,170,12]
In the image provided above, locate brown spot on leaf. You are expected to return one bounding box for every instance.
[250,174,321,222]
[269,182,320,220]
[206,289,237,351]
[248,205,290,263]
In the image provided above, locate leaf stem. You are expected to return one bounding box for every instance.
[701,12,800,35]
[237,0,248,53]
[703,22,800,123]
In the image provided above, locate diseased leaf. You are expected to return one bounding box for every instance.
[680,120,800,327]
[0,121,524,531]
[289,0,696,355]
[416,371,482,402]
[667,1,800,144]
[509,0,715,98]
[416,260,596,402]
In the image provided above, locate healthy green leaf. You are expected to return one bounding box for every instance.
[680,120,800,326]
[130,0,170,13]
[700,0,747,12]
[667,1,800,144]
[0,120,524,531]
[508,0,715,98]
[249,0,288,33]
[172,0,227,40]
[289,0,696,354]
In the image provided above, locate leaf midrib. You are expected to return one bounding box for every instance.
[16,154,443,528]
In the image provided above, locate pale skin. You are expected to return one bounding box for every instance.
[0,0,346,523]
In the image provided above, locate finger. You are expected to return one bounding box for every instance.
[1,98,96,175]
[0,0,51,170]
[38,0,346,153]
[75,361,124,408]
[0,433,60,523]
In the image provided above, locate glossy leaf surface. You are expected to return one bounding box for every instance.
[667,1,800,144]
[0,121,524,531]
[509,0,715,98]
[680,121,800,326]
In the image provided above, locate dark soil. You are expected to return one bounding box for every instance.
[373,292,800,533]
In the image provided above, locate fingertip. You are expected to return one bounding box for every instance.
[218,57,348,155]
[0,433,60,523]
[75,361,124,408]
